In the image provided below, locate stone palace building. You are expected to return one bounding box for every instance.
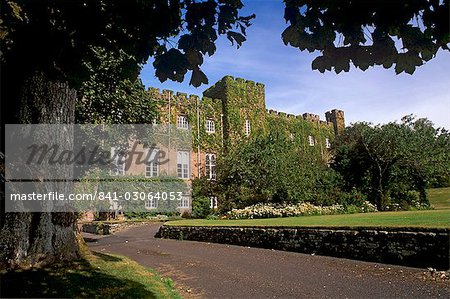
[112,75,344,212]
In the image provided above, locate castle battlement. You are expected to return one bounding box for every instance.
[204,75,265,99]
[147,87,160,93]
[303,113,320,122]
[222,75,265,87]
[266,107,337,127]
[148,75,345,136]
[119,76,345,213]
[189,94,200,101]
[233,77,265,89]
[176,92,188,98]
[148,86,222,104]
[163,89,174,96]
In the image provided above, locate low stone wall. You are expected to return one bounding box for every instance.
[81,221,145,235]
[156,226,450,270]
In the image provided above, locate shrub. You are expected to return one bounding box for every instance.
[181,211,192,219]
[228,202,341,219]
[192,196,212,219]
[206,134,346,209]
[360,201,378,213]
[338,188,367,207]
[206,214,219,220]
[411,200,432,210]
[387,190,430,211]
[385,203,401,211]
[227,201,378,219]
[124,212,156,219]
[124,210,181,219]
[344,205,360,214]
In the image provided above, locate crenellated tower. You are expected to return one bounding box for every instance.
[203,76,267,149]
[325,109,345,135]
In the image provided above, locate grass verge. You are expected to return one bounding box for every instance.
[166,209,450,228]
[428,187,450,210]
[0,238,181,299]
[166,187,450,229]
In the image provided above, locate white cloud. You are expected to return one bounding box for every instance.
[140,1,450,130]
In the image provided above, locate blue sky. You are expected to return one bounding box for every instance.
[140,0,450,129]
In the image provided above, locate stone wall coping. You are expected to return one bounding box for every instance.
[162,225,450,233]
[158,224,450,269]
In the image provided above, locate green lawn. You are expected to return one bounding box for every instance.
[166,210,450,228]
[0,239,181,299]
[428,187,450,210]
[166,188,450,229]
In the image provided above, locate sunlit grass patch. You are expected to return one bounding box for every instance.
[0,239,181,299]
[166,209,450,229]
[428,187,450,210]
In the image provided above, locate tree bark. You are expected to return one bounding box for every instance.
[0,71,80,269]
[374,163,389,211]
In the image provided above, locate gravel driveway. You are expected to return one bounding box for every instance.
[87,223,450,298]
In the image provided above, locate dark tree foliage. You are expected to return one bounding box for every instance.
[332,116,450,210]
[282,0,450,74]
[1,0,254,122]
[75,47,157,124]
[191,196,212,218]
[0,0,253,268]
[206,133,343,211]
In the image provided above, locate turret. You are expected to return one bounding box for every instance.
[325,109,345,135]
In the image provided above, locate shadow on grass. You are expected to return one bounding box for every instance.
[92,251,123,262]
[0,257,156,298]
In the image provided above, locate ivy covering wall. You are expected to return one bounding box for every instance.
[203,75,336,159]
[147,75,341,171]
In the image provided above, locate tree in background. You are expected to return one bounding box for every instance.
[282,0,450,74]
[1,0,448,268]
[332,115,450,210]
[208,133,342,211]
[76,47,157,124]
[191,196,212,219]
[0,0,253,268]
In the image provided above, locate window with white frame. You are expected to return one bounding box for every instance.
[111,147,126,176]
[177,115,189,129]
[177,150,190,179]
[325,138,331,149]
[179,194,190,208]
[210,196,218,209]
[205,153,217,180]
[206,119,215,133]
[308,135,315,146]
[145,148,159,177]
[244,119,251,136]
[145,198,157,209]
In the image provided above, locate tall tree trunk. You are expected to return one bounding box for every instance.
[0,71,80,269]
[375,164,389,211]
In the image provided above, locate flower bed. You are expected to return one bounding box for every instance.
[227,201,377,219]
